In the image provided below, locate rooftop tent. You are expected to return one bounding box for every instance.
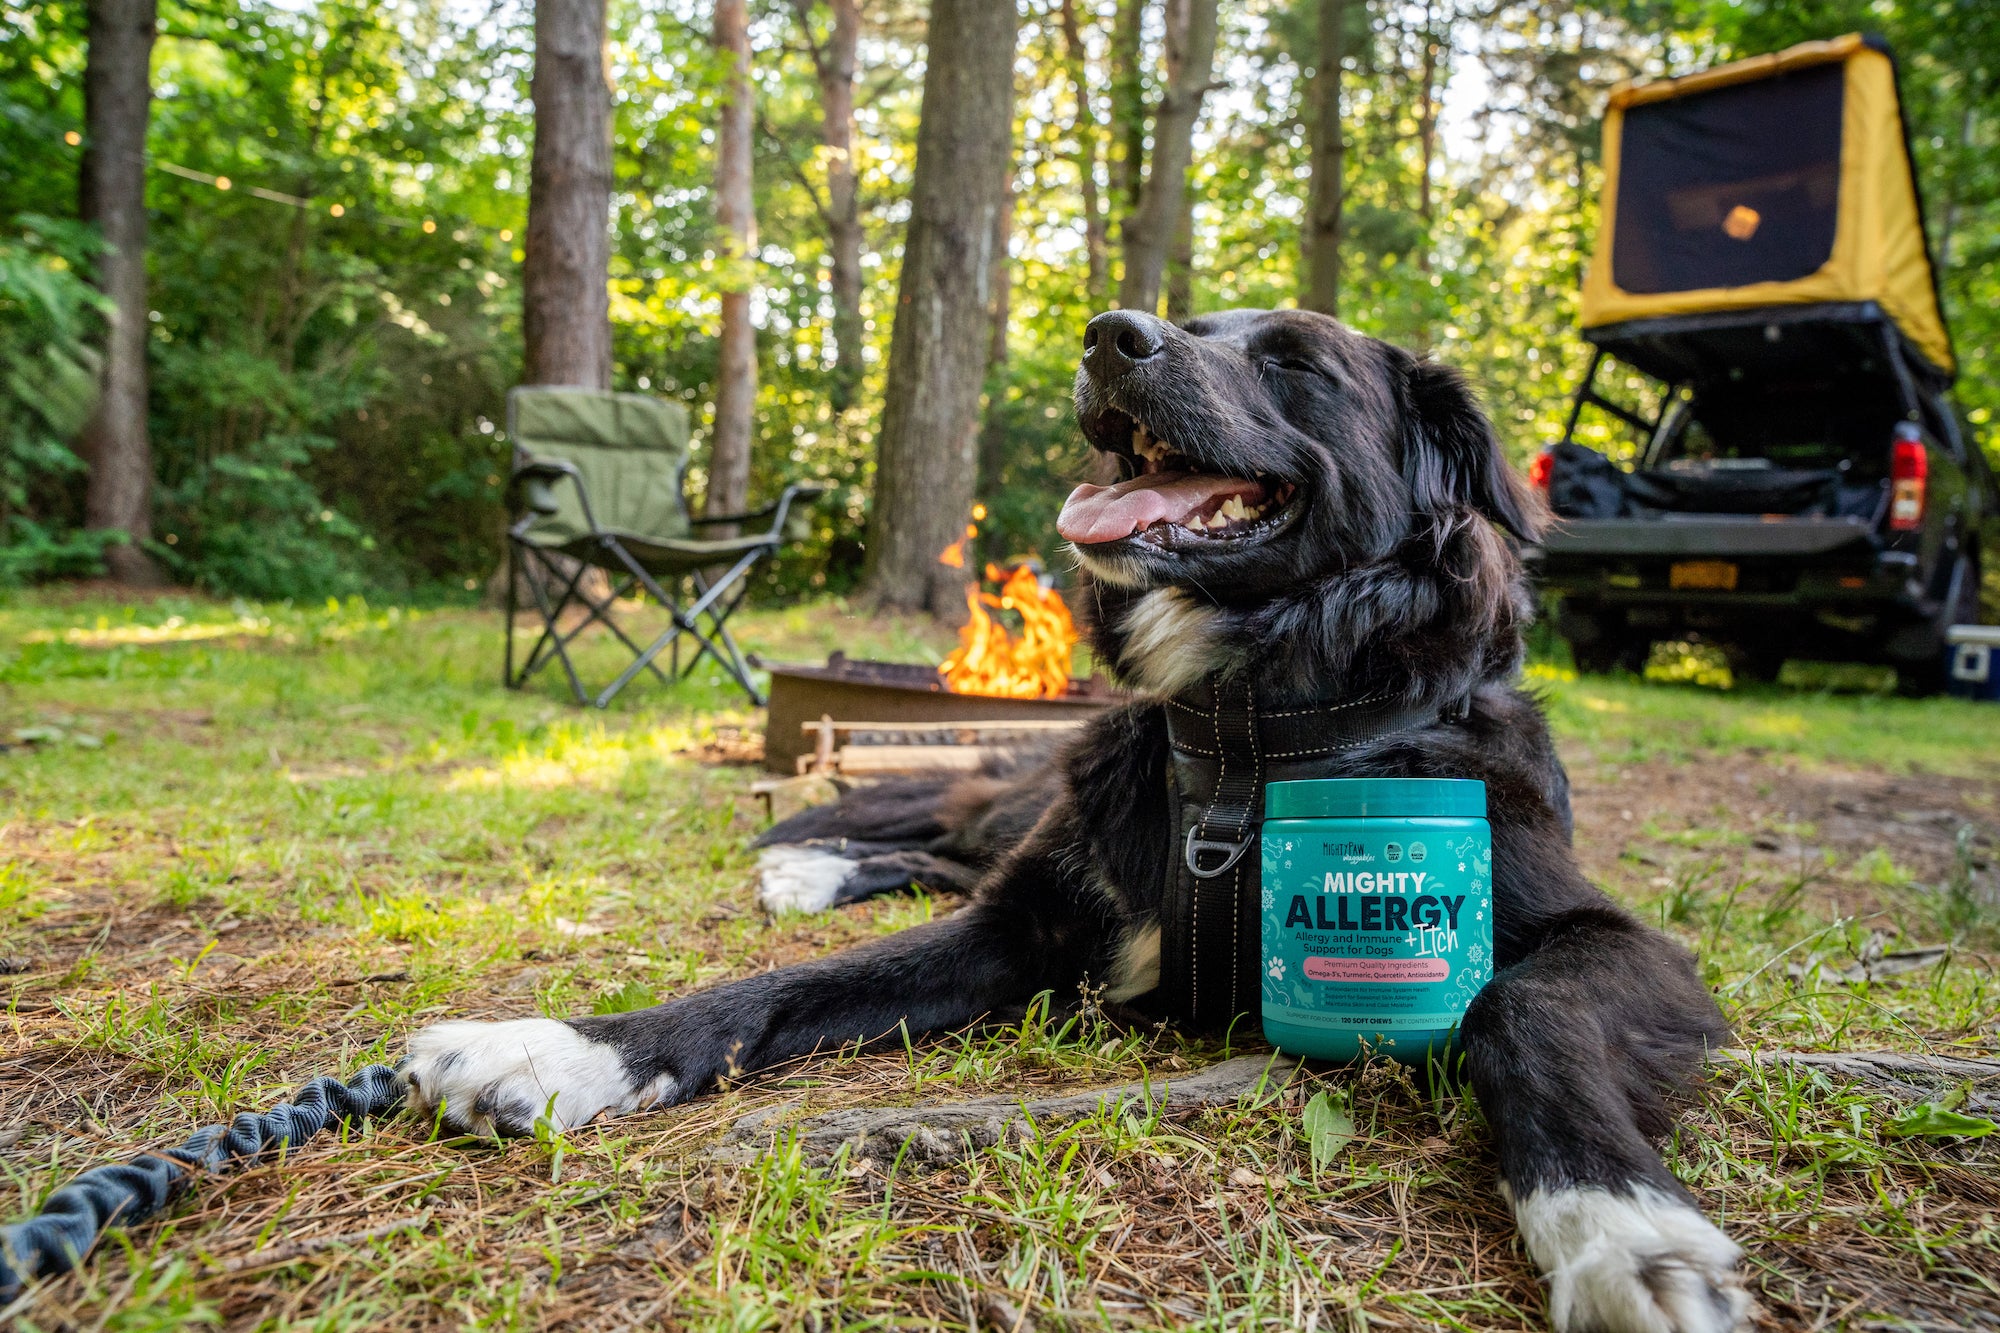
[1579,34,1954,384]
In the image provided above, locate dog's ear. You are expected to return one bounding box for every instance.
[1400,357,1545,542]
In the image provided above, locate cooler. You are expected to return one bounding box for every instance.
[1946,624,2000,702]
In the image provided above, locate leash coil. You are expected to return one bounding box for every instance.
[0,1063,404,1299]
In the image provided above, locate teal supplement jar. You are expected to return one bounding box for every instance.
[1260,778,1493,1064]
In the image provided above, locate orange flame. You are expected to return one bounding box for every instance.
[939,562,1078,698]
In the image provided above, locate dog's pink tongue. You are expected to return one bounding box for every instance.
[1057,472,1260,544]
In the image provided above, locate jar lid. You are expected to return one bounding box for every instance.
[1265,777,1487,820]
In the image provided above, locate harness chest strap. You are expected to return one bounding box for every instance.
[1157,678,1467,1029]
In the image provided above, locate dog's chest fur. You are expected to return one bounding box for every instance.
[1114,588,1234,697]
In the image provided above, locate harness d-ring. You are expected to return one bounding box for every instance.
[1185,826,1252,879]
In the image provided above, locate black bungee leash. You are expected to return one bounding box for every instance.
[0,1063,404,1300]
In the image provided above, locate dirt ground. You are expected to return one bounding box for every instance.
[1571,753,1998,920]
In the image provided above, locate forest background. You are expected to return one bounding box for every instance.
[4,0,1999,606]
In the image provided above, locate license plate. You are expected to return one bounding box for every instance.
[1671,560,1739,591]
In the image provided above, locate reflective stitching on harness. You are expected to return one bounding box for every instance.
[1166,693,1393,720]
[1195,692,1220,1020]
[1231,680,1258,1017]
[1263,727,1431,759]
[1257,695,1393,718]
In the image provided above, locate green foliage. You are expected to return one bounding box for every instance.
[1883,1082,1997,1139]
[3,0,1999,599]
[591,976,656,1015]
[0,215,112,582]
[1297,1087,1354,1170]
[2,0,523,599]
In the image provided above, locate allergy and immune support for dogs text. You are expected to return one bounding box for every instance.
[1260,779,1493,1063]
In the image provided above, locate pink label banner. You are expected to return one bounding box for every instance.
[1304,957,1450,983]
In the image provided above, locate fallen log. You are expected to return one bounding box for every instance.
[1715,1047,2000,1112]
[708,1047,2000,1169]
[713,1054,1300,1166]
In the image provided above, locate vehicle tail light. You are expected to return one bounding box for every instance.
[1528,449,1554,491]
[1889,425,1926,531]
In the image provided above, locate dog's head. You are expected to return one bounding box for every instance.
[1061,308,1544,699]
[1062,307,1542,595]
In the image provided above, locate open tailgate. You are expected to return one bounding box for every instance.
[1530,516,1876,560]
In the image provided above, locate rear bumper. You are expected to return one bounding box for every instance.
[1524,516,1938,647]
[1530,515,1877,560]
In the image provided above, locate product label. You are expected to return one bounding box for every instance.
[1261,820,1493,1041]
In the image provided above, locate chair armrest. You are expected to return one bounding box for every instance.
[687,483,830,542]
[508,457,602,534]
[686,499,783,528]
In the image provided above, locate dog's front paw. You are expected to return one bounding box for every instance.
[1514,1186,1752,1333]
[756,845,856,913]
[402,1018,678,1136]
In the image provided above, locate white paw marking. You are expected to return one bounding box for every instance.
[1512,1185,1752,1333]
[403,1018,677,1136]
[1117,587,1232,696]
[756,846,856,913]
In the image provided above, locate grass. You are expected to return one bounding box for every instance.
[1,588,1996,1330]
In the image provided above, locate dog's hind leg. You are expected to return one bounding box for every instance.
[753,778,963,912]
[1461,906,1750,1333]
[755,844,986,912]
[831,850,986,902]
[753,777,954,851]
[754,760,1061,912]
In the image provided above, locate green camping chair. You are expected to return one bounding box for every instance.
[503,386,824,708]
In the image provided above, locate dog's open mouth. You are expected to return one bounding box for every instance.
[1058,415,1298,547]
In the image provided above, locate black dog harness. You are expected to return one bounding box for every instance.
[1159,676,1470,1029]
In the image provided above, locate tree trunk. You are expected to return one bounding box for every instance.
[1301,0,1345,316]
[1414,0,1440,261]
[793,0,864,415]
[522,0,613,389]
[1058,0,1108,305]
[975,159,1016,495]
[1166,195,1194,321]
[1116,0,1217,315]
[1160,0,1196,321]
[860,0,1019,615]
[707,0,758,530]
[78,0,162,586]
[988,164,1015,371]
[1109,0,1146,227]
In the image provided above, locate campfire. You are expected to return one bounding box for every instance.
[754,509,1113,782]
[939,562,1079,699]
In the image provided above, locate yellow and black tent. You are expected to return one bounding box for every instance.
[1580,34,1953,384]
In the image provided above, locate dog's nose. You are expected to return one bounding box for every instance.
[1083,310,1167,381]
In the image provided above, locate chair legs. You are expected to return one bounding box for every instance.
[501,538,770,708]
[504,545,670,706]
[686,568,761,695]
[594,544,769,707]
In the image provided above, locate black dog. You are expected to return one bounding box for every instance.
[407,309,1749,1333]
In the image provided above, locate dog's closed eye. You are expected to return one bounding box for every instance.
[1261,357,1335,382]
